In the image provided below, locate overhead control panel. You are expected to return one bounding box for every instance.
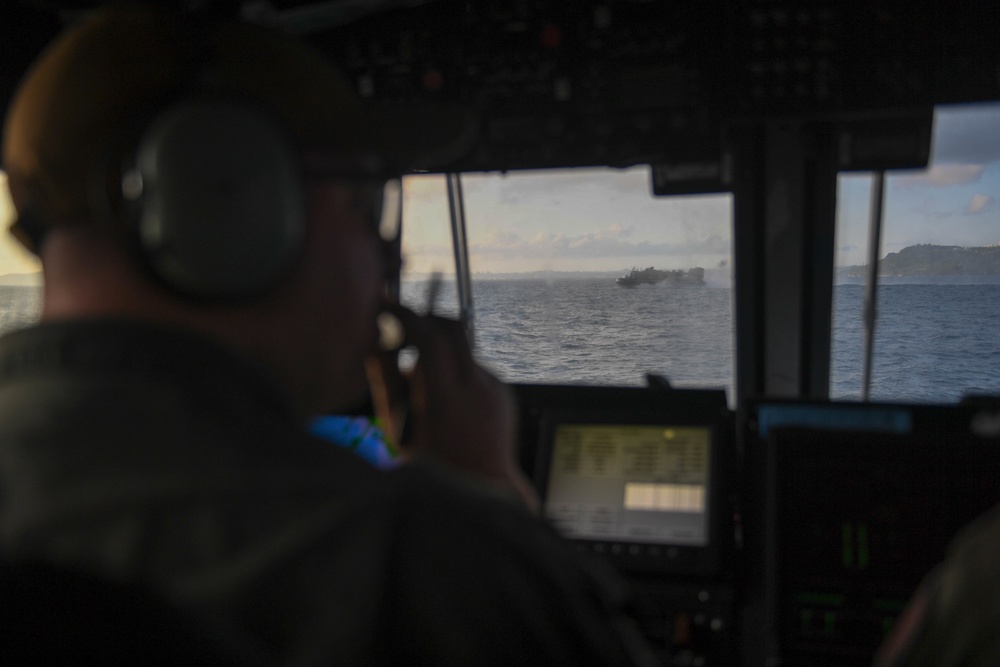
[292,0,1000,172]
[5,1,996,174]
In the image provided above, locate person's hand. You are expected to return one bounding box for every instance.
[365,304,538,512]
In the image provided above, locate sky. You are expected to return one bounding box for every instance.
[1,103,998,280]
[401,102,1000,277]
[401,167,733,277]
[0,173,40,277]
[836,103,1000,267]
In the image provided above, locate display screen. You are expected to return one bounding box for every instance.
[544,423,712,546]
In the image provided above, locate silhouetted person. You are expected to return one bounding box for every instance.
[0,5,655,664]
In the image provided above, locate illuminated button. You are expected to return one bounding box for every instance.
[711,617,724,632]
[824,611,836,634]
[698,590,710,603]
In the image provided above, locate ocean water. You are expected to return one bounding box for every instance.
[831,283,1000,402]
[400,278,1000,405]
[2,281,998,405]
[0,286,42,335]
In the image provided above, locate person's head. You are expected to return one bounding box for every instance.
[1,4,474,415]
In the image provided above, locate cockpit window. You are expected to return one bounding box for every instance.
[832,102,1000,402]
[400,166,735,399]
[0,171,42,333]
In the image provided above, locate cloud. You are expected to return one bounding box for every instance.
[0,173,41,275]
[471,224,729,260]
[965,194,995,215]
[608,223,632,238]
[932,104,1000,165]
[474,225,624,257]
[907,196,954,220]
[893,164,986,188]
[481,228,523,247]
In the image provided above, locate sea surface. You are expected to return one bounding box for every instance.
[0,286,42,335]
[400,278,1000,405]
[2,280,998,405]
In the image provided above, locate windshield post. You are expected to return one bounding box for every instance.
[861,171,886,402]
[446,173,475,346]
[732,123,837,402]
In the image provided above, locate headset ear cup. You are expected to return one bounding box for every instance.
[123,100,305,300]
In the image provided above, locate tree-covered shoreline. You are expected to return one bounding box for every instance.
[841,244,1000,277]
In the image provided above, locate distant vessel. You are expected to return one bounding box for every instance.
[616,266,705,287]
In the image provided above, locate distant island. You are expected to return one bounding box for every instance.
[840,244,1000,277]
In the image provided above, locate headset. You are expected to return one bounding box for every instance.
[115,97,307,301]
[11,14,402,303]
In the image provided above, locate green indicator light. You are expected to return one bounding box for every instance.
[795,592,845,606]
[842,522,854,568]
[858,523,870,570]
[824,612,836,634]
